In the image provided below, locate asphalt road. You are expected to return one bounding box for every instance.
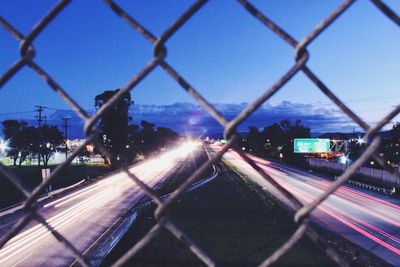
[211,145,400,266]
[0,143,197,266]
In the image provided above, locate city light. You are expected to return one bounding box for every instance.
[356,136,365,145]
[179,140,200,155]
[338,155,349,164]
[137,140,201,173]
[86,144,94,153]
[0,139,10,154]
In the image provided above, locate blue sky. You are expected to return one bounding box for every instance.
[1,0,399,129]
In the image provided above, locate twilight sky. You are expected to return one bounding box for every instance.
[1,0,399,130]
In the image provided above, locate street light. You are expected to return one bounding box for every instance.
[356,136,365,145]
[0,139,9,154]
[339,155,349,164]
[357,137,365,145]
[86,144,94,153]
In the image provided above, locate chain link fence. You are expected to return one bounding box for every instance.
[0,0,399,266]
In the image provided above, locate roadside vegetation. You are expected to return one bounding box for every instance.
[0,89,182,208]
[239,119,400,172]
[237,119,400,197]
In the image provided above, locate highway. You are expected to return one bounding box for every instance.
[0,142,199,266]
[210,145,400,266]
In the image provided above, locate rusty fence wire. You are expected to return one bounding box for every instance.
[0,0,399,266]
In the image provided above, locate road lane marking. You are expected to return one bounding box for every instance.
[0,161,179,262]
[0,189,118,264]
[0,145,194,265]
[222,152,400,258]
[11,252,32,267]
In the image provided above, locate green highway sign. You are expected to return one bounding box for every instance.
[294,138,330,153]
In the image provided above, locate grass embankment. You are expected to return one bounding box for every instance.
[0,164,110,209]
[156,149,213,197]
[101,163,336,267]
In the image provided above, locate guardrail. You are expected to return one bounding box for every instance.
[347,179,396,195]
[0,179,86,218]
[307,158,400,190]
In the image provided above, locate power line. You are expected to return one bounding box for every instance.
[0,110,36,117]
[1,94,398,120]
[45,107,72,111]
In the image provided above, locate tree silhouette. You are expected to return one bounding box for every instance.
[95,89,133,167]
[388,122,400,166]
[246,126,263,154]
[263,123,286,156]
[39,125,64,167]
[392,122,400,143]
[126,122,179,159]
[155,127,179,148]
[2,120,25,165]
[139,120,156,156]
[2,120,39,166]
[125,124,140,163]
[18,126,39,166]
[279,120,310,163]
[245,120,310,164]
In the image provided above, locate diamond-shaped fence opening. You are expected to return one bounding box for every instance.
[0,0,399,266]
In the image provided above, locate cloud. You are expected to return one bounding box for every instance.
[4,101,358,139]
[130,101,360,136]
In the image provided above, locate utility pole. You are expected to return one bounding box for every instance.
[35,106,45,128]
[35,106,46,166]
[62,117,69,160]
